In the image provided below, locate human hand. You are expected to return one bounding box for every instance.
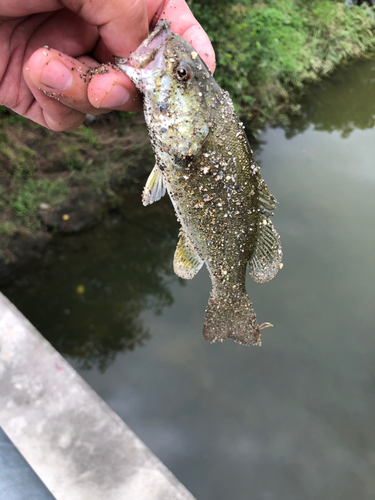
[0,0,215,131]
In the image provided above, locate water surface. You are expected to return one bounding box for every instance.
[2,58,375,499]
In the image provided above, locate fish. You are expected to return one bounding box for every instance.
[115,20,282,346]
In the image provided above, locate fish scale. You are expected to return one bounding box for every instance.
[116,20,282,346]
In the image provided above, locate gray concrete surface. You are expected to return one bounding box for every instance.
[0,427,57,500]
[0,292,195,500]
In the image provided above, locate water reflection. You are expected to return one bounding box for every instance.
[2,189,180,370]
[285,57,375,138]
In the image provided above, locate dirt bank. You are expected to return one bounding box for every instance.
[0,111,154,279]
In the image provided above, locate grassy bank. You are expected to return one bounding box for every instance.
[0,109,152,233]
[191,0,375,126]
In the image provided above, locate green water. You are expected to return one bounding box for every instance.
[2,58,375,499]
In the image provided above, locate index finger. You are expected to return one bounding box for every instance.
[61,0,149,56]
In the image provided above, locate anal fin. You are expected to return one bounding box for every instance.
[173,230,204,280]
[142,164,166,206]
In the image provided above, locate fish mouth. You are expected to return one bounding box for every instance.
[115,20,172,84]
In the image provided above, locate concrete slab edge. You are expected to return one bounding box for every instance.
[0,292,196,500]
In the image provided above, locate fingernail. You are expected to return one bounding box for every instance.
[100,85,130,108]
[40,60,72,90]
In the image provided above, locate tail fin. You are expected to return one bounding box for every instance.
[202,291,261,346]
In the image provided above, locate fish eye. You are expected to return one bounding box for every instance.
[175,62,193,82]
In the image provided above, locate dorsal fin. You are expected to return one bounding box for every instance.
[142,164,166,206]
[248,179,282,283]
[173,230,204,279]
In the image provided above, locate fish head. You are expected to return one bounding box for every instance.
[116,20,219,158]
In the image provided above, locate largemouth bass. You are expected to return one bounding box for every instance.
[116,20,282,346]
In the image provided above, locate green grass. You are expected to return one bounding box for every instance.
[191,0,375,125]
[0,115,69,228]
[0,222,17,236]
[58,143,85,171]
[0,142,36,180]
[65,126,102,149]
[9,178,69,227]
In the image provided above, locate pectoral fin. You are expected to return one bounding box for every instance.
[142,164,166,206]
[173,230,204,279]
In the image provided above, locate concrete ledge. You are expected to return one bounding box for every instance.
[0,292,195,500]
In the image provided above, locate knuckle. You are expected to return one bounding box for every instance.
[44,110,85,132]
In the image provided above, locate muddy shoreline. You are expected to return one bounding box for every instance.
[0,112,154,279]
